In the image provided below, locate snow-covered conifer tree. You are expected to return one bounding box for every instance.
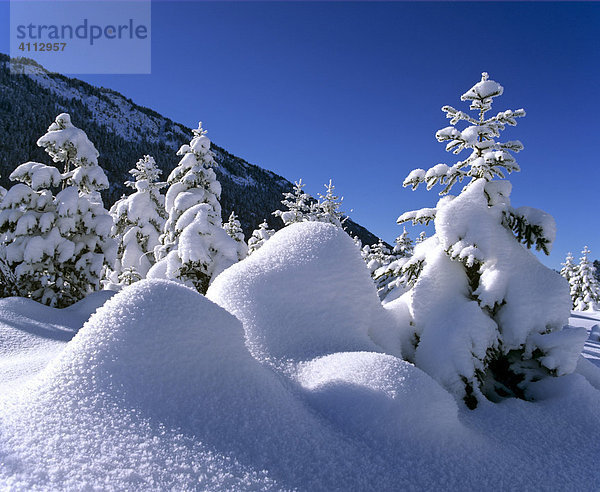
[374,227,414,302]
[0,164,61,301]
[36,113,108,203]
[0,113,115,306]
[149,123,238,293]
[560,252,577,302]
[0,161,113,306]
[363,239,392,289]
[416,231,427,244]
[571,246,600,311]
[315,179,346,227]
[273,179,315,226]
[107,156,167,288]
[224,211,248,261]
[247,219,275,255]
[397,73,586,408]
[392,227,413,257]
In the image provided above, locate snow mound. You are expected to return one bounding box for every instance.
[0,291,114,389]
[296,351,461,442]
[207,222,402,364]
[0,280,397,490]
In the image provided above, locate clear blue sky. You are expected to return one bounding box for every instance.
[1,1,598,268]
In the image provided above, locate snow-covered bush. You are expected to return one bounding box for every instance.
[107,156,167,289]
[224,211,247,261]
[397,73,586,408]
[149,123,238,293]
[0,114,115,307]
[570,246,600,311]
[247,220,275,255]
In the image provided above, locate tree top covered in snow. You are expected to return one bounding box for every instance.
[402,72,525,197]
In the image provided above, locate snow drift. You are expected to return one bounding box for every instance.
[207,221,403,364]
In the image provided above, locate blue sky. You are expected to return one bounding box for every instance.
[1,1,598,268]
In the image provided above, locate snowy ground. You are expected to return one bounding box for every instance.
[571,310,600,367]
[1,223,600,490]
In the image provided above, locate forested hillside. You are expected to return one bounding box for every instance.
[0,54,379,243]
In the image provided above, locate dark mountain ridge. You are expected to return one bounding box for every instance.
[0,53,380,245]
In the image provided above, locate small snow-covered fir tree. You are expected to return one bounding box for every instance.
[392,227,413,257]
[374,227,414,302]
[397,73,586,408]
[315,180,346,227]
[416,231,427,244]
[247,219,275,255]
[224,211,248,261]
[149,123,238,293]
[363,240,392,290]
[571,246,600,311]
[273,179,315,226]
[560,251,577,302]
[107,156,167,289]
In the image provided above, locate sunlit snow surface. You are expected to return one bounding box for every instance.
[1,223,600,490]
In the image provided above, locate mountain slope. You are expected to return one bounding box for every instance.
[0,54,379,244]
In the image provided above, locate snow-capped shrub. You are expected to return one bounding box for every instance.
[149,123,238,293]
[224,211,247,261]
[247,220,275,255]
[107,156,167,289]
[570,246,600,311]
[0,114,115,307]
[398,73,587,408]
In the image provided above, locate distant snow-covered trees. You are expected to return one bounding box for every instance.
[397,73,586,408]
[107,156,167,288]
[274,178,347,228]
[0,114,115,306]
[563,247,600,311]
[148,123,238,293]
[224,211,248,261]
[273,179,314,226]
[373,228,414,302]
[315,180,346,227]
[247,220,275,255]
